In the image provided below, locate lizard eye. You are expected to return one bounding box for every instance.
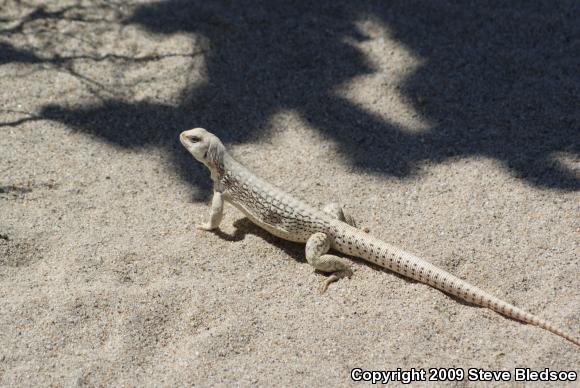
[188,136,201,143]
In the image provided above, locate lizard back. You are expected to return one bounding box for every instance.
[219,156,333,243]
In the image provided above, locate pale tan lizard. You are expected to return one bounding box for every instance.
[180,127,579,346]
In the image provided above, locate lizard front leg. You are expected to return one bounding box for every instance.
[322,202,357,228]
[198,191,224,231]
[306,232,353,293]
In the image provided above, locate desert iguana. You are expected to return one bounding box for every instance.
[180,127,579,346]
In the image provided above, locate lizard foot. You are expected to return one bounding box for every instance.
[320,268,353,294]
[197,223,217,231]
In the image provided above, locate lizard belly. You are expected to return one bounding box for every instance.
[227,199,311,243]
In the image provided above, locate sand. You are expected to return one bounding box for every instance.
[1,0,579,386]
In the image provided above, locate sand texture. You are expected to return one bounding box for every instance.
[1,0,579,386]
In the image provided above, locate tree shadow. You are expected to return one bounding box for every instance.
[0,42,43,64]
[2,0,579,192]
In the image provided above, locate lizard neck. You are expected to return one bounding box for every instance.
[210,152,238,192]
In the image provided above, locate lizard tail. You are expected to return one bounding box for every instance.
[352,233,580,346]
[412,254,580,347]
[478,293,580,347]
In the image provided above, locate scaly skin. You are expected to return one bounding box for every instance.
[180,127,579,346]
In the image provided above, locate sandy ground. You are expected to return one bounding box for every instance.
[1,0,579,386]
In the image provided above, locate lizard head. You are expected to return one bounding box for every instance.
[180,127,226,171]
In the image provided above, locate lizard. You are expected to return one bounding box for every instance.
[180,127,579,346]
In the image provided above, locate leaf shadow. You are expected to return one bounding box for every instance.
[1,0,578,193]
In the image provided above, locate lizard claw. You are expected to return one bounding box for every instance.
[320,275,338,294]
[320,268,352,294]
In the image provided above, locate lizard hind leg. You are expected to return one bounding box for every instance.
[322,202,357,228]
[305,232,353,293]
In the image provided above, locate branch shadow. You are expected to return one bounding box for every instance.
[1,0,578,192]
